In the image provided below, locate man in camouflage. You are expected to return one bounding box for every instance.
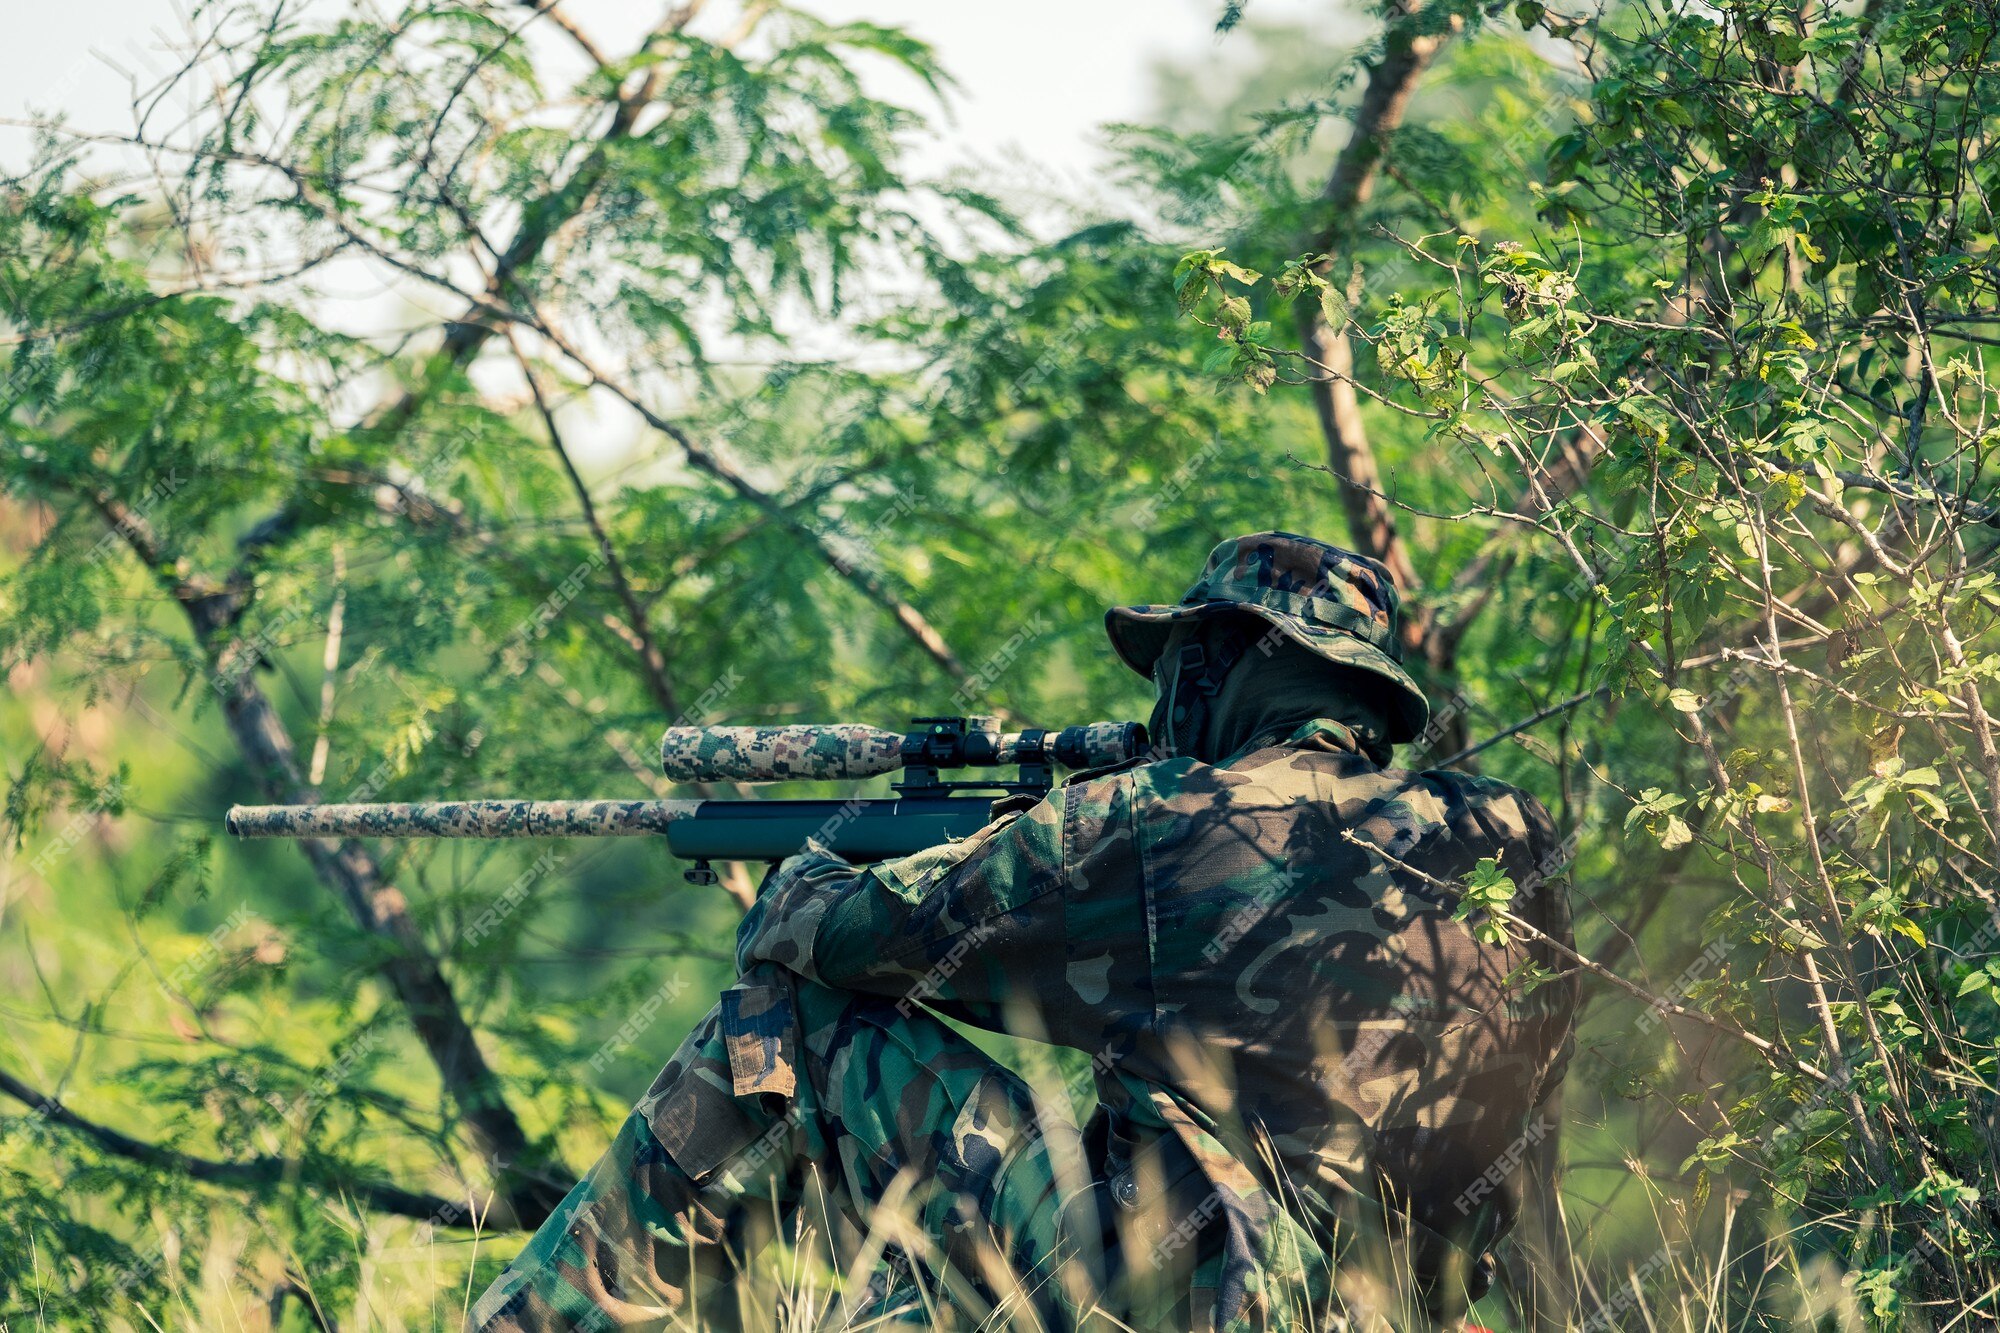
[472,531,1577,1331]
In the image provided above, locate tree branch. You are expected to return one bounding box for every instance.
[0,1065,473,1225]
[78,481,568,1229]
[228,0,717,579]
[528,321,979,684]
[509,332,684,717]
[1349,834,1831,1084]
[1298,3,1460,650]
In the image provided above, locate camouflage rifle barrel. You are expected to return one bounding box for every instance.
[658,721,1147,784]
[225,799,703,839]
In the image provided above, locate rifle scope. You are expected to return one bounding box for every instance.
[658,716,1147,784]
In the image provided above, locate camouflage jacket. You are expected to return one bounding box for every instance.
[738,716,1577,1326]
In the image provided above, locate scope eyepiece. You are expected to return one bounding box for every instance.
[1052,721,1149,770]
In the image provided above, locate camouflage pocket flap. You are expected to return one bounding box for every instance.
[645,1067,766,1184]
[719,982,797,1099]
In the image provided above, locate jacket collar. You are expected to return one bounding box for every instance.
[1221,716,1371,767]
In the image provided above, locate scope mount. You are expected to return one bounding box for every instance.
[678,714,1144,885]
[894,716,1052,799]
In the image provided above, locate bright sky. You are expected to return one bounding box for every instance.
[1,0,1331,176]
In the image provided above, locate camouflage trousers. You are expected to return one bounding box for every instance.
[469,972,1102,1331]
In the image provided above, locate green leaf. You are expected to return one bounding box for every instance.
[1654,98,1694,127]
[1319,285,1349,328]
[1175,270,1212,315]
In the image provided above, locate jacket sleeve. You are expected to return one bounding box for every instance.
[734,772,1132,1006]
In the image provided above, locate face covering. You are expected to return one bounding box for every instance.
[1149,618,1393,765]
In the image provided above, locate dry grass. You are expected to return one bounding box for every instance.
[32,1160,1884,1332]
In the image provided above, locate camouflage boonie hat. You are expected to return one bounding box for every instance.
[1105,530,1431,743]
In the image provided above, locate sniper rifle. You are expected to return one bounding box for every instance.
[225,716,1147,884]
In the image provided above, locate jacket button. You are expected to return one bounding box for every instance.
[1112,1172,1140,1209]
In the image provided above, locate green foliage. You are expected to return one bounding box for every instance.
[0,2,1353,1322]
[1455,856,1520,944]
[1172,0,2000,1318]
[1,0,1995,1326]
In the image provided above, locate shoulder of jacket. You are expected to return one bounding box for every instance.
[1061,753,1156,786]
[1416,767,1554,841]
